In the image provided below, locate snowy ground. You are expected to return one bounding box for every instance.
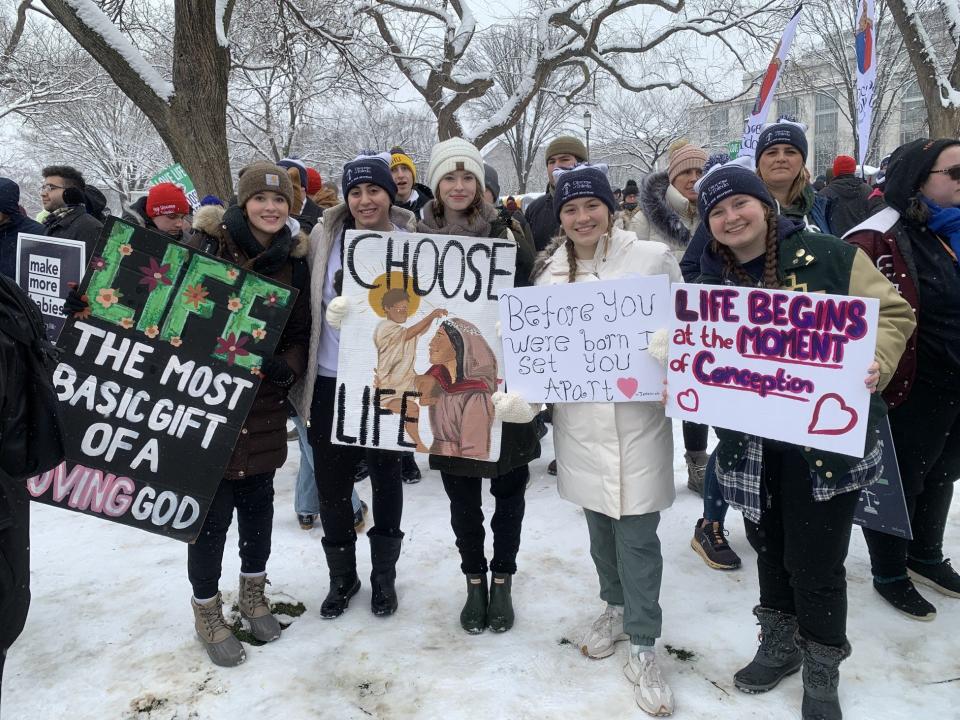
[5,423,959,720]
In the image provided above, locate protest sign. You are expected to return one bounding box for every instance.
[498,276,670,403]
[26,218,297,542]
[854,418,912,539]
[333,229,515,461]
[149,163,201,210]
[665,283,879,457]
[15,233,86,339]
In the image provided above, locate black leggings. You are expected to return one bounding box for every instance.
[682,421,709,453]
[0,480,30,690]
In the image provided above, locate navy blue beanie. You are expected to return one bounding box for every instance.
[277,158,308,190]
[553,163,617,220]
[696,156,775,220]
[342,152,397,204]
[0,177,20,215]
[756,121,809,162]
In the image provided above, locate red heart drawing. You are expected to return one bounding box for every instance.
[808,393,858,436]
[676,388,699,412]
[616,377,639,399]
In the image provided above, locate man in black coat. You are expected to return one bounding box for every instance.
[524,136,587,251]
[0,178,45,280]
[40,165,103,253]
[820,155,872,237]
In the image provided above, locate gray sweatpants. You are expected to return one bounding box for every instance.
[584,509,663,647]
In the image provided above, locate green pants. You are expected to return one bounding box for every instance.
[584,509,663,647]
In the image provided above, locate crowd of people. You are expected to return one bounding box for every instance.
[0,120,958,720]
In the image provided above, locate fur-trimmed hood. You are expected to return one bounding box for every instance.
[191,203,309,259]
[640,171,698,247]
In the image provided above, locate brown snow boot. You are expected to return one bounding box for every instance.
[238,574,282,642]
[191,593,246,667]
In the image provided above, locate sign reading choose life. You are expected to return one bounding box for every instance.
[665,283,879,457]
[499,276,671,403]
[334,230,515,462]
[26,219,297,542]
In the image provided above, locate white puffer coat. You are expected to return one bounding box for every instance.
[534,227,681,519]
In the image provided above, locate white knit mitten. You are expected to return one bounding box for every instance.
[647,328,670,368]
[492,391,539,424]
[325,296,349,329]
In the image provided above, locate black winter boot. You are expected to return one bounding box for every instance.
[798,636,851,720]
[369,529,403,616]
[734,605,802,693]
[461,573,488,634]
[487,572,515,632]
[320,541,360,619]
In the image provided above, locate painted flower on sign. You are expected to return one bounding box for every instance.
[227,296,243,312]
[252,327,267,341]
[96,287,121,309]
[138,257,173,292]
[120,317,134,329]
[119,243,133,256]
[227,268,239,280]
[90,256,107,272]
[183,283,209,309]
[170,336,183,347]
[144,325,160,339]
[214,332,250,366]
[263,292,280,307]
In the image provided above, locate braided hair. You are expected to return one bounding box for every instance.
[712,207,780,289]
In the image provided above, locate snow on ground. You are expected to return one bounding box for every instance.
[5,424,959,719]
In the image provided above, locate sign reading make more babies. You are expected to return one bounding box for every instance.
[499,276,671,403]
[665,283,879,457]
[334,229,516,462]
[16,233,86,339]
[26,219,297,542]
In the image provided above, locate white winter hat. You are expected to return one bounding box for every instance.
[426,138,485,197]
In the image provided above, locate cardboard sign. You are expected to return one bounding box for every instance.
[666,283,879,457]
[149,163,200,210]
[854,418,912,539]
[25,219,297,542]
[333,229,516,461]
[498,276,671,403]
[15,233,86,340]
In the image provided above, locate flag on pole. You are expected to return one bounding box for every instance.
[740,5,803,160]
[855,0,877,170]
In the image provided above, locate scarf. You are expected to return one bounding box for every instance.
[425,364,491,393]
[922,197,960,263]
[222,204,295,275]
[418,200,495,238]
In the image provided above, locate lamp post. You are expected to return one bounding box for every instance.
[583,110,592,158]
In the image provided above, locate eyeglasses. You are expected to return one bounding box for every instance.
[929,165,960,181]
[40,183,64,193]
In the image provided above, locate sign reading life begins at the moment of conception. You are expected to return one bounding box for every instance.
[665,283,879,457]
[26,219,297,542]
[499,276,671,404]
[334,230,515,462]
[15,233,86,340]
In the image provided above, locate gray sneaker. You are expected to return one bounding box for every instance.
[239,574,282,643]
[191,594,246,667]
[580,603,629,659]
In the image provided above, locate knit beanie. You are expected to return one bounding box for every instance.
[832,155,857,177]
[342,152,397,203]
[0,177,20,215]
[756,120,809,162]
[200,194,224,207]
[884,138,960,213]
[306,168,323,196]
[277,158,308,191]
[484,163,500,199]
[696,155,775,220]
[146,182,190,217]
[236,162,295,208]
[668,140,708,185]
[544,136,588,163]
[390,146,418,182]
[553,163,617,220]
[622,179,640,197]
[426,138,485,197]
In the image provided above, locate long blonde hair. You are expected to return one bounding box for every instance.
[757,164,811,207]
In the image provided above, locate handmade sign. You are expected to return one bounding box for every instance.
[333,229,516,461]
[665,283,879,457]
[149,163,200,210]
[854,418,912,539]
[498,276,671,403]
[15,233,86,339]
[26,218,296,542]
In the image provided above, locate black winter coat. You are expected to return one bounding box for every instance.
[43,206,103,255]
[820,174,872,237]
[0,212,45,279]
[523,187,559,252]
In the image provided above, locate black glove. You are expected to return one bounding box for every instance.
[259,357,296,388]
[63,287,90,316]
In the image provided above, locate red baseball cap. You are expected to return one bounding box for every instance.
[146,182,190,218]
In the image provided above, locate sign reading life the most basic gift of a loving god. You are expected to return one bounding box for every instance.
[665,283,879,457]
[499,276,671,403]
[334,229,515,462]
[26,219,297,542]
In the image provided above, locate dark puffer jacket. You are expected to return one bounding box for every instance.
[43,206,103,255]
[523,186,559,252]
[820,174,872,237]
[189,205,312,478]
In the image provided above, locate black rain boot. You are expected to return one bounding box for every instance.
[734,605,803,693]
[798,636,851,720]
[320,541,360,619]
[487,572,515,633]
[461,573,488,634]
[369,529,403,616]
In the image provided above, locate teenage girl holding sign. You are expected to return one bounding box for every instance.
[532,163,681,717]
[694,157,914,720]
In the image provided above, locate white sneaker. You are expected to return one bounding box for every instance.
[623,647,675,717]
[580,603,629,659]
